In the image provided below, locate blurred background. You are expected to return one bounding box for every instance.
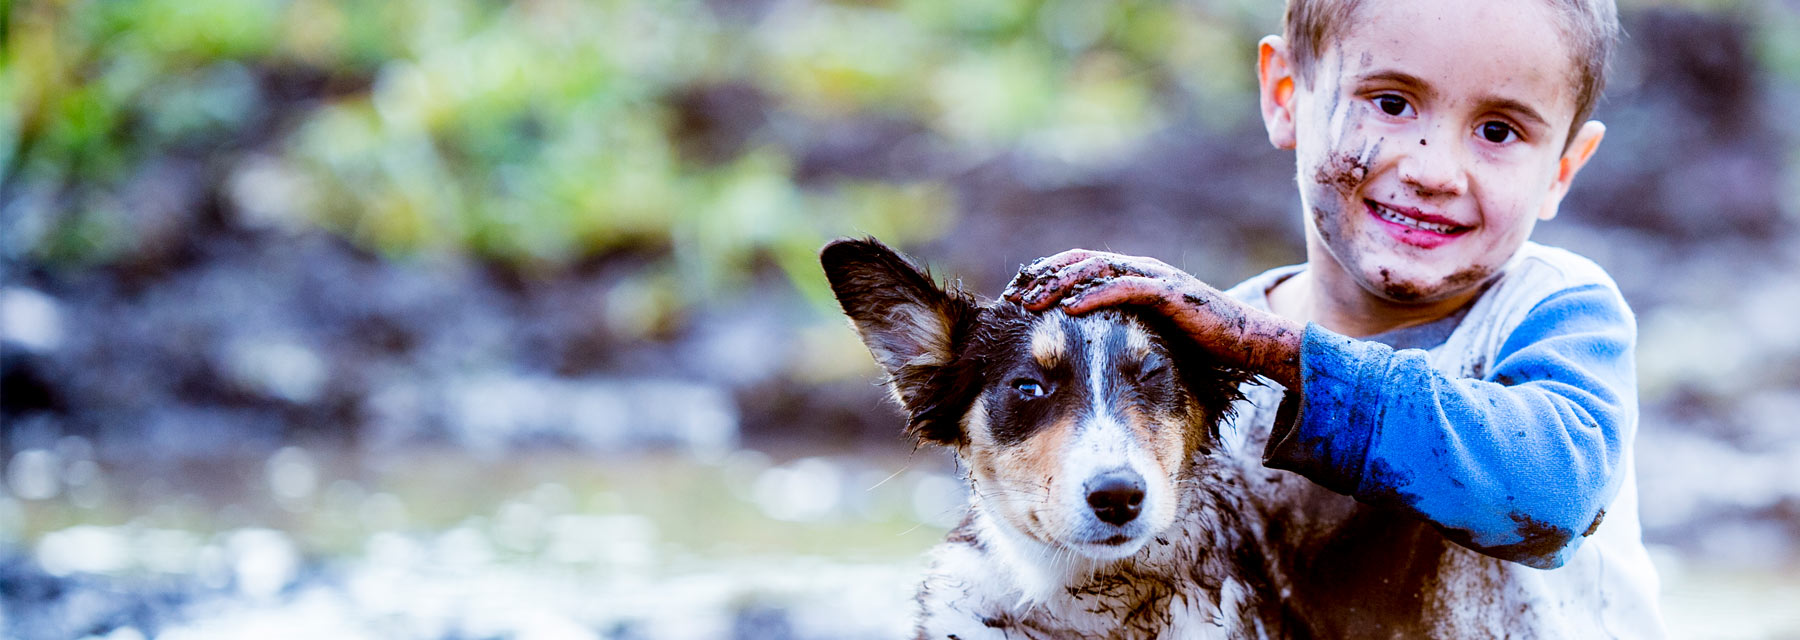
[3,0,1800,638]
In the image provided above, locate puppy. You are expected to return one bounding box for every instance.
[821,238,1287,639]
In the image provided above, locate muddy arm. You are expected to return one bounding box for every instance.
[1264,284,1634,569]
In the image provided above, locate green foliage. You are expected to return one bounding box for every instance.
[9,0,1785,317]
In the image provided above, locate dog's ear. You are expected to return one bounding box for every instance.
[821,237,979,446]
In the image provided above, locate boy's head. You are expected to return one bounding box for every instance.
[1256,0,1619,309]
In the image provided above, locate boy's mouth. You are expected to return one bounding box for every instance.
[1366,200,1472,236]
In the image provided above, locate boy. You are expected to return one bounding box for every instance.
[1004,0,1664,636]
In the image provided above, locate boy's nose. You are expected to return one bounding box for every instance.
[1398,134,1467,197]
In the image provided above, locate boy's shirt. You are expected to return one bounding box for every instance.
[1223,242,1666,637]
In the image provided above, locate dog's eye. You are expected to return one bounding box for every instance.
[1011,378,1049,398]
[1136,355,1169,380]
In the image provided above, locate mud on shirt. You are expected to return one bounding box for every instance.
[1223,241,1666,638]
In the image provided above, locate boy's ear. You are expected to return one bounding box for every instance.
[1257,36,1299,151]
[1538,121,1606,221]
[820,237,980,446]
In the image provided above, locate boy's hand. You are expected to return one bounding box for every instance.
[1003,249,1303,388]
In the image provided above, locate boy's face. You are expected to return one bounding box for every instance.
[1259,0,1605,306]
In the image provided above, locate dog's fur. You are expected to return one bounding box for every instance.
[822,238,1289,639]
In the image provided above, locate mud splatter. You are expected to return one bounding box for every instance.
[1376,263,1497,304]
[1364,457,1423,510]
[1378,276,1427,303]
[1310,207,1336,245]
[1440,512,1574,569]
[1313,145,1375,193]
[1582,508,1606,537]
[1441,264,1497,292]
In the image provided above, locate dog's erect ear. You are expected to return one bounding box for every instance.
[820,237,980,446]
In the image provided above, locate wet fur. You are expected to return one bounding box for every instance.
[822,238,1286,639]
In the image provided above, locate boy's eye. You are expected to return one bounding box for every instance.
[1011,378,1049,398]
[1374,94,1413,117]
[1478,121,1518,144]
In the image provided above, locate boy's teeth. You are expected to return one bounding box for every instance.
[1376,204,1458,234]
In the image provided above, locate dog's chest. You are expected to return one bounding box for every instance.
[914,509,1269,640]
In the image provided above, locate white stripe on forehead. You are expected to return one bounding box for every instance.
[1060,312,1154,411]
[1083,316,1111,419]
[1062,313,1161,528]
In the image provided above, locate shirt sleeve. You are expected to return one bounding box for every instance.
[1263,283,1636,569]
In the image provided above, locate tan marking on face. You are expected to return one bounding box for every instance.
[969,413,1078,544]
[1120,402,1190,508]
[960,399,992,457]
[1030,318,1066,369]
[1122,317,1153,361]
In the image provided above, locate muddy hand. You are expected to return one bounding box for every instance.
[1003,249,1099,303]
[1005,250,1180,312]
[1006,253,1305,388]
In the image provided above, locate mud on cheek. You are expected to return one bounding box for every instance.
[1314,147,1371,194]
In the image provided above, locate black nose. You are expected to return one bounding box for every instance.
[1085,470,1146,526]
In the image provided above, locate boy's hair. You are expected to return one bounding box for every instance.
[1284,0,1620,147]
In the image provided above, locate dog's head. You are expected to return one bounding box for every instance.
[822,238,1248,560]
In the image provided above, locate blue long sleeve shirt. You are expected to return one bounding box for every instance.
[1263,283,1634,569]
[1224,243,1664,636]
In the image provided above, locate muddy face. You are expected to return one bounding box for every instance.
[961,308,1207,561]
[1286,0,1587,309]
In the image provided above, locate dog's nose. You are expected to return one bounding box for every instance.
[1085,470,1146,526]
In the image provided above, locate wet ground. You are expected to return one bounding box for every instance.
[3,448,1799,640]
[1,449,961,640]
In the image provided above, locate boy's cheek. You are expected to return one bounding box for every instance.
[1295,103,1387,198]
[1309,137,1387,197]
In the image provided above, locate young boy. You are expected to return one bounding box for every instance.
[1005,0,1664,635]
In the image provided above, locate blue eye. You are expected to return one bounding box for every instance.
[1374,94,1413,117]
[1479,121,1518,143]
[1012,378,1048,398]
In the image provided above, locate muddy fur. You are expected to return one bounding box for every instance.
[911,456,1288,640]
[822,238,1287,639]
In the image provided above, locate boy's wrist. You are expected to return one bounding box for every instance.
[1164,285,1303,388]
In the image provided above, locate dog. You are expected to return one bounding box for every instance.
[821,238,1289,639]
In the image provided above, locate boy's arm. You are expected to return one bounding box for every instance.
[1267,282,1633,569]
[1008,250,1632,569]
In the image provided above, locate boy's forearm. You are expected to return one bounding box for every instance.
[1160,292,1304,389]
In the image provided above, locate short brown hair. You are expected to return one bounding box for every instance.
[1283,0,1620,147]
